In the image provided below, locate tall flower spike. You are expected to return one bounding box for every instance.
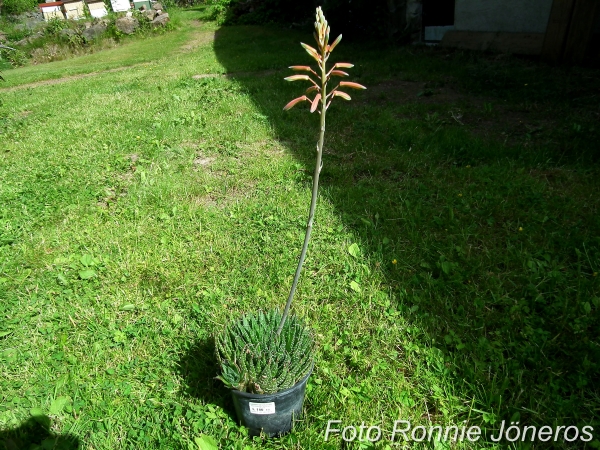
[278,7,366,336]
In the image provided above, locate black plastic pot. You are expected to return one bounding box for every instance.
[230,366,313,437]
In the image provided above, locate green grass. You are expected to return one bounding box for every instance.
[1,9,599,449]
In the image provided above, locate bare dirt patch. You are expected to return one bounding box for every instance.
[193,156,215,167]
[180,21,215,52]
[181,31,215,52]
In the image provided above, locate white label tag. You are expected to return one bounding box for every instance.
[248,402,276,415]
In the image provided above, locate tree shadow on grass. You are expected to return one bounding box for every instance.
[0,415,80,450]
[176,337,235,415]
[209,21,600,435]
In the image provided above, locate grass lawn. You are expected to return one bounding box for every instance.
[1,7,600,449]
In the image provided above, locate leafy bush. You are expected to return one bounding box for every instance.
[44,17,67,36]
[215,310,313,394]
[205,0,312,26]
[6,27,32,42]
[2,0,38,15]
[0,45,26,66]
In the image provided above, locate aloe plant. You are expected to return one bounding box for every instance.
[277,7,366,334]
[216,310,313,394]
[216,7,365,395]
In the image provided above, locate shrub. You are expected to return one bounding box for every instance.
[0,45,26,67]
[45,17,67,36]
[2,0,38,15]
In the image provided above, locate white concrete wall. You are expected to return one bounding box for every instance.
[455,0,553,34]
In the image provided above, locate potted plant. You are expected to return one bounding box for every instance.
[215,6,366,437]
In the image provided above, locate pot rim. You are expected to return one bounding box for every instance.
[230,361,314,399]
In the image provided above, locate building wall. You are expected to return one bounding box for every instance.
[454,0,553,33]
[64,0,84,19]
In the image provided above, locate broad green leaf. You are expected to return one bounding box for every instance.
[483,412,497,424]
[195,435,218,450]
[441,261,452,275]
[348,243,361,258]
[80,254,94,267]
[30,408,51,429]
[49,396,70,415]
[0,331,12,338]
[79,269,96,279]
[350,281,361,292]
[30,407,45,417]
[399,390,415,407]
[56,273,68,285]
[119,304,135,311]
[340,387,351,396]
[113,331,127,343]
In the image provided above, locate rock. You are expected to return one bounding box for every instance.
[82,23,107,41]
[151,12,169,27]
[9,12,44,30]
[151,2,163,10]
[24,18,43,30]
[116,16,139,34]
[15,31,43,46]
[60,28,76,37]
[143,9,157,20]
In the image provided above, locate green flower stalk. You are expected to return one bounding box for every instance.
[277,7,366,335]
